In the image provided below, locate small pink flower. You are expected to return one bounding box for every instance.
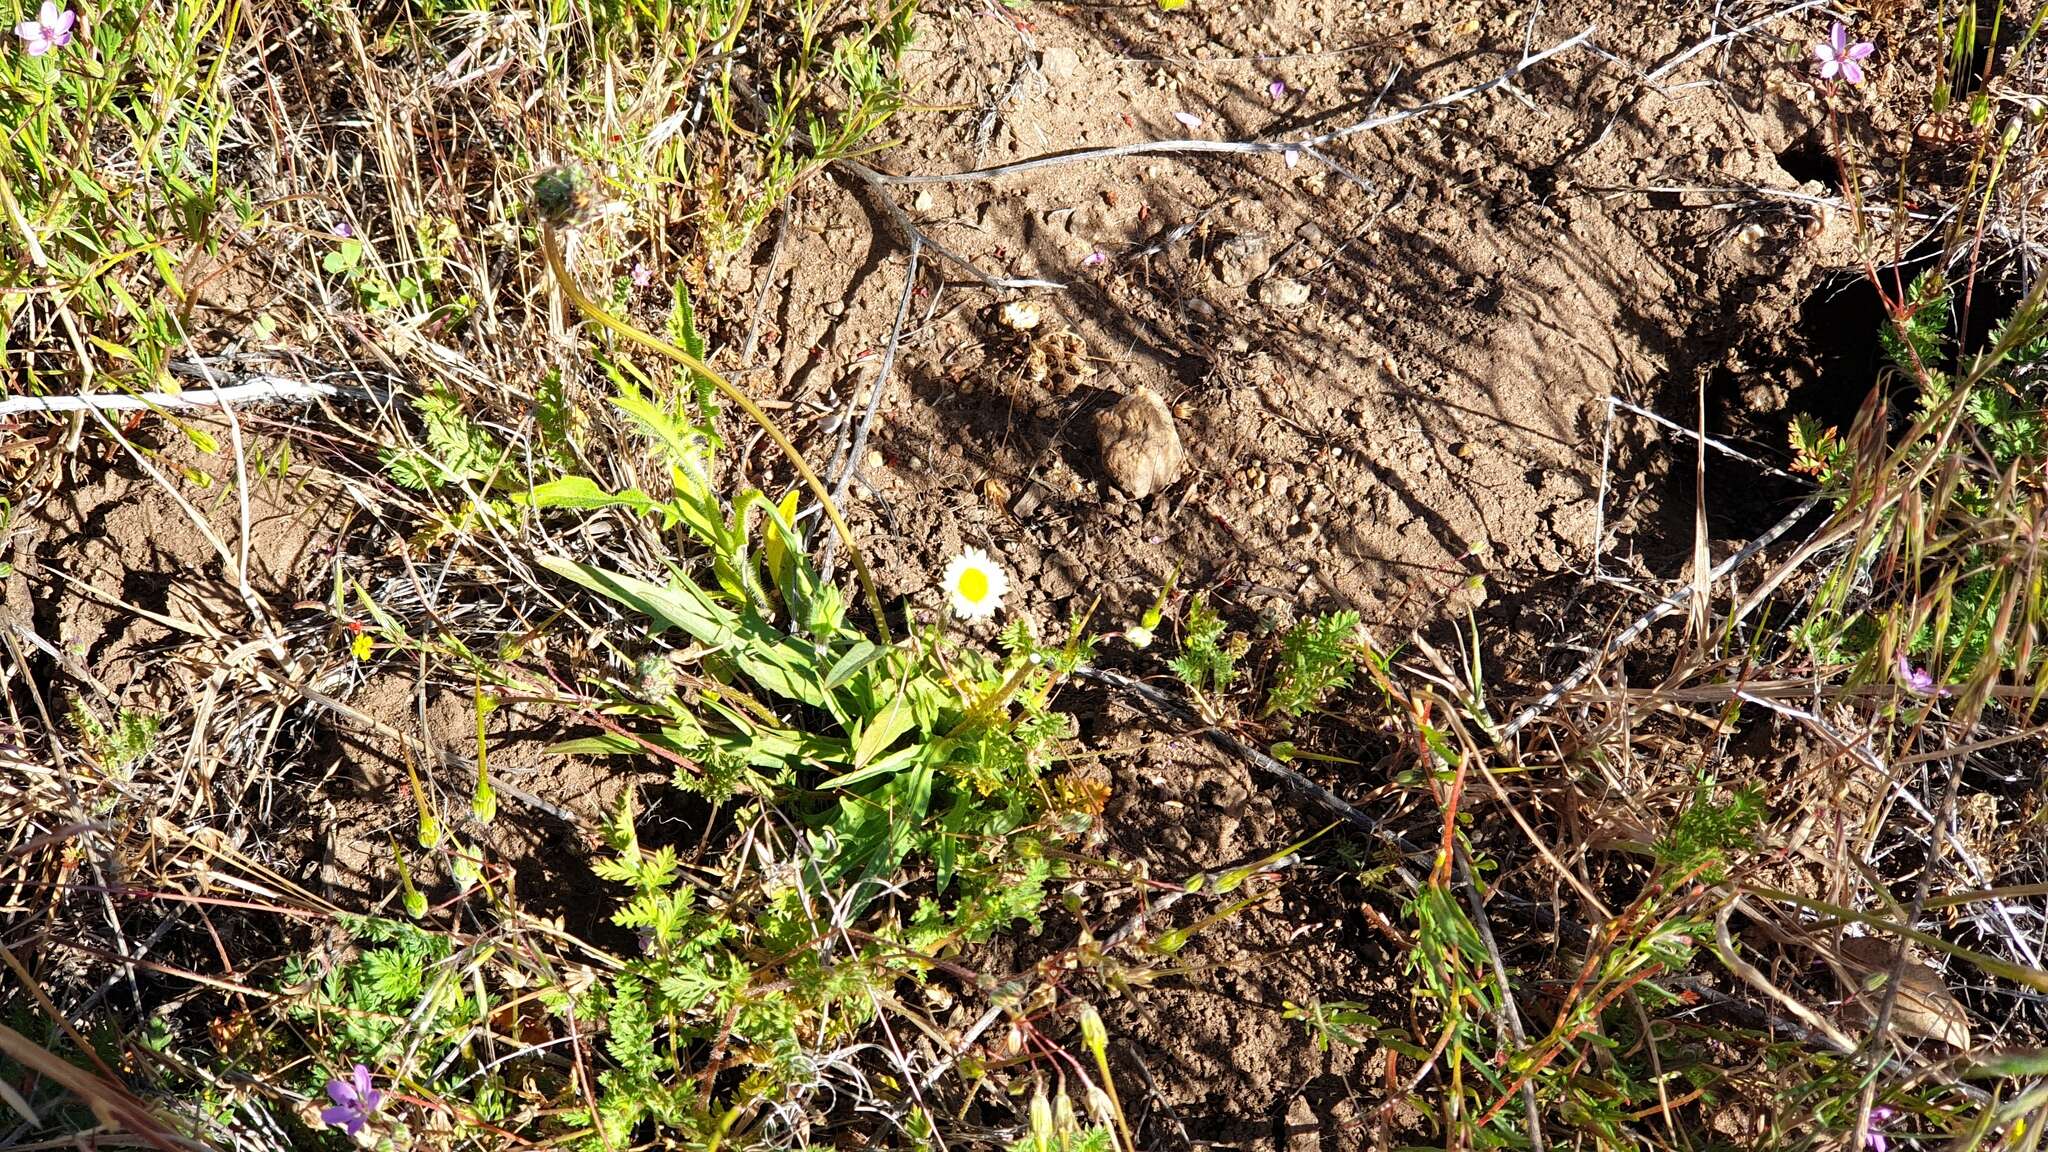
[1866,1106,1896,1152]
[1082,250,1106,267]
[1268,80,1287,100]
[1895,653,1951,698]
[1814,21,1875,85]
[630,261,654,288]
[319,1064,384,1137]
[14,1,76,55]
[1172,111,1203,132]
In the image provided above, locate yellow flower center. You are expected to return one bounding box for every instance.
[957,567,990,603]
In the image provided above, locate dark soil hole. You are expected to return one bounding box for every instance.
[1775,133,1840,191]
[1782,269,1891,431]
[1656,268,1891,553]
[1785,256,2026,431]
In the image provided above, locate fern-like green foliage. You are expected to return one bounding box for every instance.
[666,281,722,438]
[534,368,583,469]
[1264,610,1363,717]
[1788,413,1852,489]
[68,703,158,770]
[279,916,470,1075]
[1884,268,1950,390]
[1654,783,1763,880]
[381,385,512,490]
[1964,385,2047,462]
[1169,593,1245,698]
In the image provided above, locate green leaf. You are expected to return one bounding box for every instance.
[322,237,363,274]
[540,556,735,642]
[824,640,887,691]
[611,388,721,543]
[549,733,642,757]
[817,738,924,789]
[513,476,670,522]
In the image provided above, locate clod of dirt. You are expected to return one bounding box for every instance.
[1097,386,1185,498]
[1040,45,1079,80]
[1000,300,1042,331]
[1257,276,1311,307]
[1836,935,1972,1049]
[1284,1096,1322,1152]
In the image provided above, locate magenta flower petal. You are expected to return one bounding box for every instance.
[37,1,57,24]
[1866,1105,1897,1152]
[1847,41,1874,61]
[1840,60,1864,85]
[1895,653,1944,695]
[320,1063,383,1135]
[351,1065,381,1109]
[320,1105,365,1135]
[1831,21,1849,54]
[1819,58,1840,80]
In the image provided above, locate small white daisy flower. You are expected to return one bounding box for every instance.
[941,547,1008,621]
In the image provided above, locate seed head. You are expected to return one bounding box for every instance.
[533,166,592,226]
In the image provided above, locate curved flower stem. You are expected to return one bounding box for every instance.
[540,222,893,647]
[942,653,1040,741]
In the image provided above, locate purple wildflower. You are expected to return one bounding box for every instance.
[1895,653,1951,698]
[1866,1106,1896,1152]
[319,1064,384,1137]
[331,221,353,239]
[1267,80,1286,100]
[1814,21,1875,85]
[14,2,75,56]
[1082,250,1106,267]
[631,261,655,288]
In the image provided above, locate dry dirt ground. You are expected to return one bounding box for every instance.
[2,0,1940,1145]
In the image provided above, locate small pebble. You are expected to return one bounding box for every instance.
[1257,277,1312,307]
[912,189,935,212]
